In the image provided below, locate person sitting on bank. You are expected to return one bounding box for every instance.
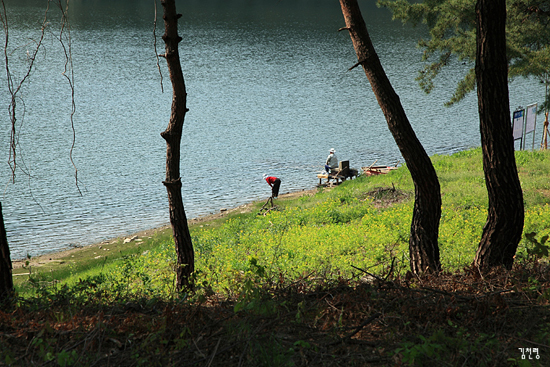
[263,173,281,199]
[325,148,338,174]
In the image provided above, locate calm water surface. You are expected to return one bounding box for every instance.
[2,0,544,259]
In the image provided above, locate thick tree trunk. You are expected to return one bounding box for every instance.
[339,0,441,273]
[0,203,14,305]
[160,0,194,291]
[474,0,524,270]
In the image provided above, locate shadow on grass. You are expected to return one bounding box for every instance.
[2,260,548,367]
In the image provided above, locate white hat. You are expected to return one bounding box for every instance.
[329,148,335,153]
[263,173,267,179]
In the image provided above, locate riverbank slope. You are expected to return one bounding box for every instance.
[5,148,550,366]
[11,188,318,272]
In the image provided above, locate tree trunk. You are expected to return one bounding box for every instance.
[474,0,524,270]
[160,0,194,291]
[0,203,14,305]
[339,0,441,273]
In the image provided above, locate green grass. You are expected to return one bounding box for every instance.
[12,147,550,299]
[12,229,174,296]
[6,147,550,367]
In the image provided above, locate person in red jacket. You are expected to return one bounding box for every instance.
[263,174,281,199]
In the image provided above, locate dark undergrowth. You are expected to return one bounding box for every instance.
[1,260,548,367]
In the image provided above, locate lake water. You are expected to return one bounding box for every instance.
[2,0,544,260]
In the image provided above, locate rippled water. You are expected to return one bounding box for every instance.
[2,0,544,260]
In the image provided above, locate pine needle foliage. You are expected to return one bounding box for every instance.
[378,0,550,109]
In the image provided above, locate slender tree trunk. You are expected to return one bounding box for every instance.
[474,0,524,270]
[0,203,13,305]
[339,0,441,273]
[160,0,194,290]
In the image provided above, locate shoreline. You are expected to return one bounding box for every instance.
[11,188,319,270]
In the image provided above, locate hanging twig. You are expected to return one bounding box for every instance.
[153,0,164,92]
[2,0,80,194]
[2,0,50,182]
[54,0,81,195]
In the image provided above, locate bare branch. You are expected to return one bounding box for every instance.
[53,0,81,195]
[348,59,365,71]
[153,0,164,92]
[1,0,81,194]
[2,0,50,182]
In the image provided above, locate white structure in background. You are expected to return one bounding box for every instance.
[512,103,537,150]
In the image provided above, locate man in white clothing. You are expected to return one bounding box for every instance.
[325,148,338,174]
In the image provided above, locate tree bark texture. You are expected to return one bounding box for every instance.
[0,203,14,305]
[474,0,524,270]
[160,0,194,291]
[339,0,441,273]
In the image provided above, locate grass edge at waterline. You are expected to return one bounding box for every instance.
[5,147,550,367]
[11,147,550,299]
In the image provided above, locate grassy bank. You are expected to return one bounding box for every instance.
[4,147,550,366]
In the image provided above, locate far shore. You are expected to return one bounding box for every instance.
[11,187,320,269]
